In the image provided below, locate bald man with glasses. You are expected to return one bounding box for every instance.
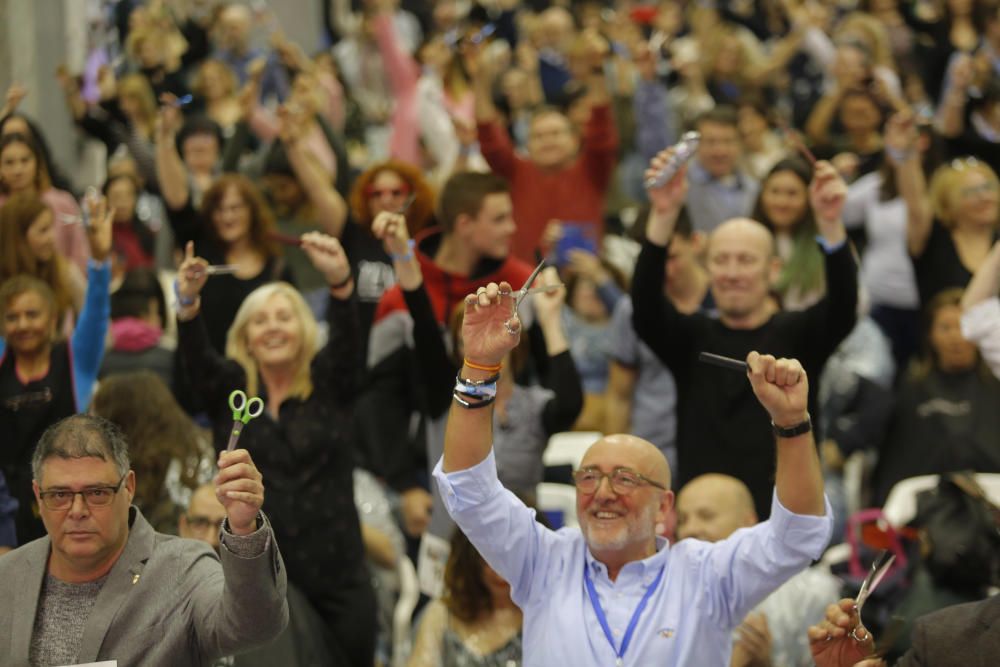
[433,282,834,666]
[0,414,288,666]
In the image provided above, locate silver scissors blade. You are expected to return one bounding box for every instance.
[514,260,546,310]
[856,550,895,611]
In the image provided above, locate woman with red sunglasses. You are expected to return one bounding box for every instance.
[338,160,436,357]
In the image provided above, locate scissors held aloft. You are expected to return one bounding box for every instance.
[226,390,264,452]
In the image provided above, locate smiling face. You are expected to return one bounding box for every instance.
[2,288,56,356]
[675,474,757,543]
[527,111,578,170]
[33,456,134,579]
[26,208,57,262]
[245,293,304,369]
[707,219,777,325]
[760,170,809,232]
[576,435,673,565]
[953,168,1000,229]
[211,185,252,244]
[0,140,38,192]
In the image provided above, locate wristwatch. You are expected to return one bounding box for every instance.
[772,414,812,438]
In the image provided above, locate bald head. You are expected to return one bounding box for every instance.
[708,218,775,258]
[581,434,671,490]
[675,473,758,543]
[706,218,779,327]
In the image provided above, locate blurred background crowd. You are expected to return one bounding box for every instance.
[0,0,998,665]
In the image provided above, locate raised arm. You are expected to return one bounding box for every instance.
[745,351,825,516]
[531,268,583,435]
[631,150,701,375]
[70,195,114,410]
[372,211,457,418]
[154,99,191,210]
[442,282,522,473]
[190,448,288,656]
[885,109,933,256]
[961,240,1000,378]
[280,106,348,237]
[935,54,973,139]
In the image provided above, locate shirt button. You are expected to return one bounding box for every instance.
[613,629,622,637]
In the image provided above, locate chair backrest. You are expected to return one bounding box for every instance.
[542,431,602,470]
[882,473,1000,527]
[536,482,579,529]
[391,554,420,667]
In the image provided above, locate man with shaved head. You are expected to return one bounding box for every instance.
[432,279,833,665]
[676,474,841,667]
[632,151,858,517]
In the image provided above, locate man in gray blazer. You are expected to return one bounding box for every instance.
[0,414,289,666]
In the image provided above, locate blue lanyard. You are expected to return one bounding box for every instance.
[583,562,665,667]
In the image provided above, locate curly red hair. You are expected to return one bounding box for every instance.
[348,160,435,236]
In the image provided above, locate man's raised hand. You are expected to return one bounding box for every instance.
[746,352,809,428]
[462,282,520,368]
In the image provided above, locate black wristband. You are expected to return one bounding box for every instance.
[772,414,812,438]
[453,391,496,409]
[329,272,354,290]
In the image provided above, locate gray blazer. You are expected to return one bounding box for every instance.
[898,594,1000,667]
[0,507,288,666]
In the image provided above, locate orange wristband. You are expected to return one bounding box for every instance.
[463,358,502,373]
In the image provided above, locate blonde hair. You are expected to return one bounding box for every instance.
[117,74,158,137]
[192,59,238,99]
[225,283,319,399]
[836,13,894,70]
[928,159,1000,228]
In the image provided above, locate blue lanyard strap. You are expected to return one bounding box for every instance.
[583,561,665,665]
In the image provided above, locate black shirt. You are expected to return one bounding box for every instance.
[631,239,858,517]
[912,220,1000,308]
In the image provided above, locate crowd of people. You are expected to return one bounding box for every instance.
[1,0,999,665]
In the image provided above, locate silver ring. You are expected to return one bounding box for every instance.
[851,626,868,642]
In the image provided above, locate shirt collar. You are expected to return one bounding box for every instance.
[688,160,745,189]
[584,536,671,586]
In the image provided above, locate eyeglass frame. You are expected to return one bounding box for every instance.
[572,466,668,495]
[37,472,129,511]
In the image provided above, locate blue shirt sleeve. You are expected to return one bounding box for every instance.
[433,451,568,608]
[71,260,112,411]
[693,490,834,629]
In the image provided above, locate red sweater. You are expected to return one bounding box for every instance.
[477,104,618,263]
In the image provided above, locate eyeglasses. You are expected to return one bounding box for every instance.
[38,473,128,511]
[959,182,998,198]
[573,468,667,495]
[365,185,411,199]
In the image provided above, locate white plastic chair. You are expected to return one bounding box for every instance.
[542,431,602,470]
[536,482,579,529]
[882,473,1000,528]
[391,554,420,667]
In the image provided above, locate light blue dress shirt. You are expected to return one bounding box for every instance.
[433,450,833,667]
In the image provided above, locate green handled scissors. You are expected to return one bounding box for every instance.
[226,390,264,451]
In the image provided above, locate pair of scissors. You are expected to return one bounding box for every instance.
[503,260,546,334]
[851,549,896,640]
[226,390,264,452]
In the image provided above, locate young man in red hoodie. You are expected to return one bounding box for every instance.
[359,171,534,541]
